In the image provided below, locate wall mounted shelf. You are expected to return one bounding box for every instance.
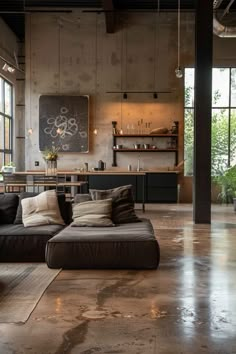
[106,91,171,93]
[111,121,179,167]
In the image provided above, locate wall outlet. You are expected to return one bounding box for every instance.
[35,161,39,166]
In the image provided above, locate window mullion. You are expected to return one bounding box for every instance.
[229,68,232,167]
[3,80,5,165]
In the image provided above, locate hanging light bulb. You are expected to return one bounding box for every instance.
[93,128,98,135]
[175,66,183,79]
[56,127,63,135]
[175,0,183,79]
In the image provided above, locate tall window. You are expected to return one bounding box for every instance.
[184,68,236,176]
[0,76,13,170]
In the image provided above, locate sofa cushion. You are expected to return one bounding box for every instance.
[14,192,69,224]
[0,194,19,224]
[21,190,65,227]
[0,223,64,262]
[89,185,140,224]
[72,199,114,227]
[46,218,160,269]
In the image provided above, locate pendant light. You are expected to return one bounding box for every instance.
[175,0,183,79]
[93,15,98,135]
[27,14,33,135]
[119,24,126,134]
[153,0,160,98]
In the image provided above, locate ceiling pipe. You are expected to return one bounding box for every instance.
[213,14,236,37]
[213,0,236,37]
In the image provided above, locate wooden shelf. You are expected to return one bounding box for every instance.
[113,148,177,152]
[113,134,178,138]
[111,121,179,167]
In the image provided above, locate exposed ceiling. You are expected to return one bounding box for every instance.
[1,0,236,40]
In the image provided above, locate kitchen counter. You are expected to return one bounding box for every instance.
[66,169,179,175]
[13,169,179,205]
[16,169,179,176]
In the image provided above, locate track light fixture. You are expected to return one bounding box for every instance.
[2,63,15,73]
[153,92,158,99]
[123,92,128,99]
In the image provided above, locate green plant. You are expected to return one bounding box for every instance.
[214,165,236,203]
[42,145,60,161]
[6,161,15,167]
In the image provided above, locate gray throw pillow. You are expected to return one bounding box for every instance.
[72,198,114,227]
[74,193,92,204]
[89,185,140,224]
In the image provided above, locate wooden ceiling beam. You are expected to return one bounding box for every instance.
[102,0,115,33]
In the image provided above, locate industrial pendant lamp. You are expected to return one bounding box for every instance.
[93,15,99,135]
[28,15,33,136]
[175,0,183,79]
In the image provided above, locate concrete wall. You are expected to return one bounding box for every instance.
[25,11,186,171]
[24,11,236,201]
[0,18,24,171]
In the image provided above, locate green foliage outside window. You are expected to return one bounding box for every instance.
[184,68,236,177]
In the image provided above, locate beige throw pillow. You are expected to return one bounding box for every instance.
[21,190,65,227]
[72,198,114,227]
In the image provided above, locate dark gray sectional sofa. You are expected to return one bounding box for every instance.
[0,192,160,269]
[0,193,67,261]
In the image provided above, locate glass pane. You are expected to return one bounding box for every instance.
[212,68,229,107]
[0,152,4,175]
[230,109,236,166]
[184,108,194,176]
[4,118,10,150]
[0,115,3,149]
[231,69,236,107]
[184,68,195,107]
[0,77,3,113]
[211,108,229,175]
[4,81,12,116]
[5,154,11,165]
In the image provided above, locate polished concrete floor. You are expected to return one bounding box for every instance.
[1,204,236,354]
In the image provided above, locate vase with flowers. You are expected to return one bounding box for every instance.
[43,145,59,175]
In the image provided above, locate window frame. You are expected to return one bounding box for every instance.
[184,67,236,176]
[0,75,13,167]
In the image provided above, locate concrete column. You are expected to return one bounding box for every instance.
[193,0,213,223]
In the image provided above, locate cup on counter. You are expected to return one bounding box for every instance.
[128,164,132,171]
[133,144,141,149]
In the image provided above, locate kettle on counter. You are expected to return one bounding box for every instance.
[98,160,106,170]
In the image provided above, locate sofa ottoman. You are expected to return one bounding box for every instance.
[45,218,160,269]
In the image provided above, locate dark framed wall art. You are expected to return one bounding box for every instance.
[39,95,89,153]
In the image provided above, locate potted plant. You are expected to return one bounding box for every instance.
[1,162,16,173]
[214,165,236,209]
[42,145,60,175]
